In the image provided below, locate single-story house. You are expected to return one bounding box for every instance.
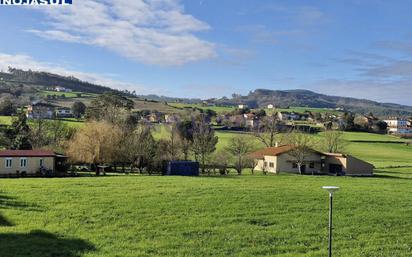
[55,107,73,118]
[27,102,56,119]
[250,145,374,176]
[0,150,67,176]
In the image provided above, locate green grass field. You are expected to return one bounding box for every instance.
[0,116,12,125]
[168,103,236,114]
[264,107,343,116]
[0,116,84,128]
[154,125,412,168]
[1,168,411,257]
[39,90,97,98]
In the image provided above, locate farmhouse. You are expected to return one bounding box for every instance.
[383,117,412,134]
[55,107,73,118]
[27,102,56,119]
[0,150,67,176]
[250,145,374,176]
[54,86,72,93]
[277,111,308,121]
[243,113,259,128]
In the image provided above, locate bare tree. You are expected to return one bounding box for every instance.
[125,123,157,174]
[211,151,231,175]
[285,130,316,175]
[323,130,347,153]
[29,118,49,148]
[226,137,254,175]
[165,123,181,160]
[253,115,282,147]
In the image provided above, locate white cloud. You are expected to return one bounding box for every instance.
[0,53,161,94]
[26,29,82,43]
[27,0,216,66]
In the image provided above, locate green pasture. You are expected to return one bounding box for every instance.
[154,125,412,168]
[265,107,343,115]
[0,116,84,128]
[39,90,97,98]
[168,103,235,113]
[0,167,411,257]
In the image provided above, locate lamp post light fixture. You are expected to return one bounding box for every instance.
[322,186,339,257]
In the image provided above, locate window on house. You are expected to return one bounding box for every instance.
[269,162,274,168]
[264,162,268,167]
[292,163,298,168]
[40,159,44,167]
[309,162,315,168]
[20,158,27,168]
[5,158,12,168]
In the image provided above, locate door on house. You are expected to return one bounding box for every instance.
[301,165,306,173]
[329,164,343,175]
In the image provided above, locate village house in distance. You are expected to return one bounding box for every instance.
[383,117,412,135]
[250,145,374,176]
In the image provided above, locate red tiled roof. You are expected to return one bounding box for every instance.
[249,145,296,159]
[249,145,324,159]
[0,150,57,157]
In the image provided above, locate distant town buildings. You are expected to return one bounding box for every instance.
[383,117,412,134]
[165,114,180,124]
[55,107,73,118]
[243,113,259,128]
[27,102,73,119]
[277,111,308,121]
[55,86,72,93]
[27,102,56,119]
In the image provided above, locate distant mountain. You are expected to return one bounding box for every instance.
[214,89,412,117]
[1,68,410,116]
[0,67,117,95]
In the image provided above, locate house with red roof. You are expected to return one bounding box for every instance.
[0,150,67,177]
[250,145,374,176]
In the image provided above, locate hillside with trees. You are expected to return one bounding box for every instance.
[0,67,117,95]
[214,89,412,117]
[1,68,411,117]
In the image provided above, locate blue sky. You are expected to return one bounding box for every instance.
[0,0,411,105]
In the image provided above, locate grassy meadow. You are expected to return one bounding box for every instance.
[39,90,97,98]
[0,116,84,128]
[168,103,236,114]
[1,168,411,257]
[153,126,412,168]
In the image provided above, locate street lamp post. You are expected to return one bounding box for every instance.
[322,186,339,257]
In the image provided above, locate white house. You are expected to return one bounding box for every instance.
[277,112,301,121]
[55,86,72,93]
[250,145,374,176]
[267,104,275,109]
[26,103,55,119]
[55,108,73,118]
[383,117,412,134]
[238,104,248,109]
